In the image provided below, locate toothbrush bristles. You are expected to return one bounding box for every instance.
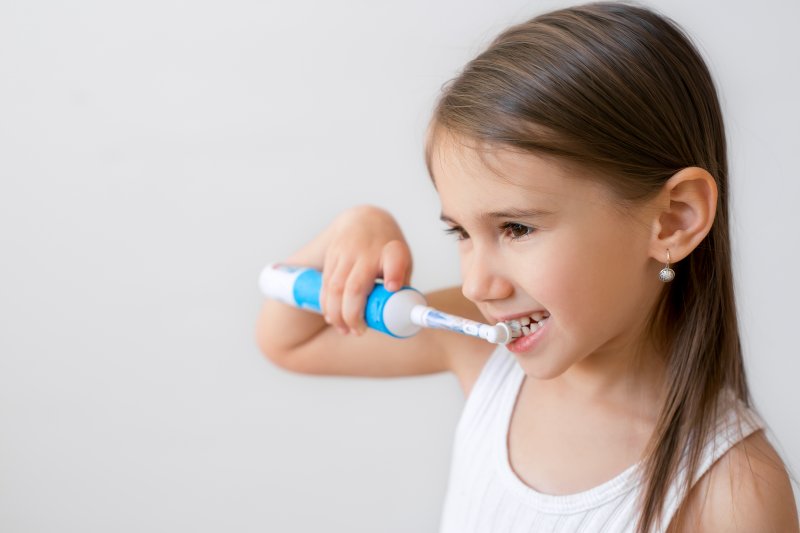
[505,320,522,338]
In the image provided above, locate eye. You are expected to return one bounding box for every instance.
[502,222,534,240]
[444,223,533,241]
[443,226,469,241]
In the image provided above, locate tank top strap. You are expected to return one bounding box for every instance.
[656,392,765,530]
[452,345,518,442]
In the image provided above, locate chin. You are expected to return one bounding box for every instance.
[516,357,572,381]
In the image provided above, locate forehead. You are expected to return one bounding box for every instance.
[428,132,610,214]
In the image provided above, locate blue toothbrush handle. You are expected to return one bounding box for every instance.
[259,263,427,338]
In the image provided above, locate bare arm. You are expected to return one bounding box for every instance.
[255,205,490,378]
[256,287,486,377]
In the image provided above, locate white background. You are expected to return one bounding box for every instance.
[1,0,797,531]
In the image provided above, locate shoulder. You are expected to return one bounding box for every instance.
[668,429,799,532]
[425,287,495,397]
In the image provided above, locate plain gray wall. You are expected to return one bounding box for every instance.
[1,0,797,531]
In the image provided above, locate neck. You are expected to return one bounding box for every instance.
[537,333,667,423]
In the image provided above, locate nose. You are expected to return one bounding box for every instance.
[460,249,513,303]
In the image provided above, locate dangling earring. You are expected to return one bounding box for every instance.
[659,249,675,282]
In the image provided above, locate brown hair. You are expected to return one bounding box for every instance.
[426,2,751,531]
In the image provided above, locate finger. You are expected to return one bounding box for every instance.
[380,240,412,292]
[319,254,340,319]
[323,259,352,334]
[341,262,375,335]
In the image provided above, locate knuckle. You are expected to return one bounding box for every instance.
[386,238,408,255]
[326,299,341,315]
[382,241,399,259]
[327,277,346,294]
[344,278,367,297]
[342,303,363,323]
[324,300,341,322]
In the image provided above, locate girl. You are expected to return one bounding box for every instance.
[256,2,798,531]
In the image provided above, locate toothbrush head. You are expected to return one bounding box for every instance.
[504,320,522,342]
[485,320,523,344]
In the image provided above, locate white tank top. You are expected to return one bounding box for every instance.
[438,346,764,532]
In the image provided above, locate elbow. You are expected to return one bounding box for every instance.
[254,325,315,375]
[254,325,293,370]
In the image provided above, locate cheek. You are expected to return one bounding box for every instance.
[535,231,645,327]
[540,252,600,322]
[516,242,586,319]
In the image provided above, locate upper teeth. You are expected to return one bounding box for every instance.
[508,313,549,337]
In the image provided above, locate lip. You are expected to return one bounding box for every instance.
[506,317,549,354]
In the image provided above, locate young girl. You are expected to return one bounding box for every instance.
[256,2,798,531]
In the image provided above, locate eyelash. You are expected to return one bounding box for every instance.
[443,222,535,241]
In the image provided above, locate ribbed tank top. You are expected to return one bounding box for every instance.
[438,346,764,532]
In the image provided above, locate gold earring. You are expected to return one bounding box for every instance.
[659,249,675,282]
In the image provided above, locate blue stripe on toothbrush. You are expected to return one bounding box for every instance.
[291,268,419,338]
[292,269,322,312]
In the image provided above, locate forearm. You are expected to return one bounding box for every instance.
[255,222,334,363]
[255,205,410,365]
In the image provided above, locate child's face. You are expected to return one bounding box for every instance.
[431,136,664,380]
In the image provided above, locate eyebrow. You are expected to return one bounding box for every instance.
[439,207,554,224]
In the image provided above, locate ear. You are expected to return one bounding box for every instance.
[649,167,718,264]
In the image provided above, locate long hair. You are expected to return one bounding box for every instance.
[425,3,750,531]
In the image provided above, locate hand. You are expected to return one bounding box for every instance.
[319,206,413,336]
